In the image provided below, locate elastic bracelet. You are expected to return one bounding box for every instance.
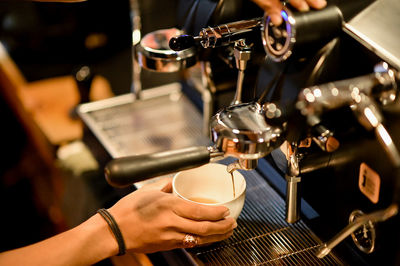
[97,208,126,256]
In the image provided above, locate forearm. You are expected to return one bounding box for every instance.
[0,214,118,266]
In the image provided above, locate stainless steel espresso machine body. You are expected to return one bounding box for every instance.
[79,0,400,264]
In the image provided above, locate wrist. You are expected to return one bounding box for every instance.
[76,213,120,262]
[97,208,126,256]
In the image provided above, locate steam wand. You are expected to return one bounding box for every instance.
[316,94,400,258]
[316,204,398,258]
[282,63,399,224]
[294,62,400,257]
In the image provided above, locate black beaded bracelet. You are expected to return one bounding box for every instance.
[97,208,126,256]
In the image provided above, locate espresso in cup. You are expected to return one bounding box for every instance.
[172,163,246,220]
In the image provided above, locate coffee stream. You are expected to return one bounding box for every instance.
[189,170,236,204]
[230,171,236,198]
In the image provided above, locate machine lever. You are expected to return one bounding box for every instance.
[169,35,199,51]
[169,17,262,51]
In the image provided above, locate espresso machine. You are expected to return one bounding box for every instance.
[78,0,400,264]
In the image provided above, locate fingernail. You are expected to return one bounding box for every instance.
[270,14,283,26]
[232,221,238,229]
[299,2,310,12]
[314,0,327,8]
[223,209,230,217]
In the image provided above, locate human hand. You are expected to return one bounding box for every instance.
[108,178,236,253]
[137,177,173,193]
[250,0,327,25]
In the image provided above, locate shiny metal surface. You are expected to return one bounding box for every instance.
[344,0,400,70]
[285,144,301,224]
[79,84,346,265]
[297,68,400,167]
[227,158,258,173]
[285,174,301,223]
[198,18,262,48]
[188,165,345,265]
[351,95,400,168]
[136,28,197,72]
[78,82,209,158]
[168,18,262,51]
[262,6,342,62]
[312,124,339,153]
[296,69,398,122]
[316,204,398,259]
[349,210,376,254]
[232,40,252,105]
[210,102,286,160]
[262,7,296,62]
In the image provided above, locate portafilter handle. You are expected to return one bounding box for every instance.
[104,146,223,188]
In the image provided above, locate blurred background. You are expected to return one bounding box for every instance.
[0,0,132,93]
[0,0,133,259]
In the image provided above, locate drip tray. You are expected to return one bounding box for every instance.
[188,164,345,265]
[77,82,210,158]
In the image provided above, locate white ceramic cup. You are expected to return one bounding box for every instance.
[172,163,246,220]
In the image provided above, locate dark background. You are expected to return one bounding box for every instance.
[0,0,133,94]
[0,0,133,253]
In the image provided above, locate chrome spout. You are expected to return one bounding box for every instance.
[285,175,301,223]
[285,143,302,223]
[227,159,258,173]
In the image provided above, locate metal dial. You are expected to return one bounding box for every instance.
[349,210,376,254]
[262,8,295,62]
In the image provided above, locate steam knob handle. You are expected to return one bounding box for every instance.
[169,35,196,51]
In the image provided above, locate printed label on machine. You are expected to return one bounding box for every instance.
[359,162,381,204]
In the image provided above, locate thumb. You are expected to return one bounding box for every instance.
[139,177,173,192]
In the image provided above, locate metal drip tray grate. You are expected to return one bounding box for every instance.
[188,167,345,265]
[78,83,210,158]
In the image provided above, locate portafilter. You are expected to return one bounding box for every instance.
[105,102,286,188]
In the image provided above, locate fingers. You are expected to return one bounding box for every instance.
[172,198,230,221]
[139,177,173,192]
[198,230,234,246]
[305,0,327,9]
[171,230,234,249]
[251,0,327,26]
[251,0,283,25]
[269,10,283,26]
[289,0,327,11]
[289,0,309,11]
[179,217,237,236]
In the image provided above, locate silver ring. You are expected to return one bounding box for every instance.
[182,234,198,248]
